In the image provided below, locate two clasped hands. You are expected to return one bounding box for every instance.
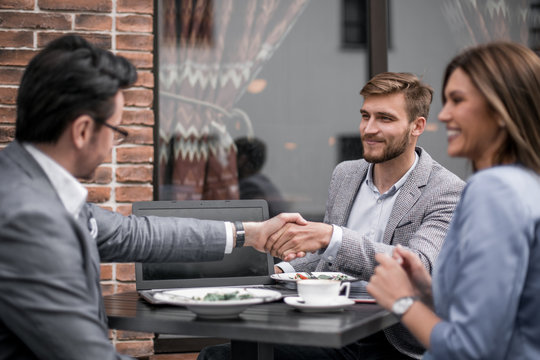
[247,213,434,311]
[243,213,334,262]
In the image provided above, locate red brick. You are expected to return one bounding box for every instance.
[0,0,33,10]
[100,263,113,280]
[134,70,154,88]
[124,88,153,107]
[122,109,154,126]
[0,12,71,30]
[116,204,133,216]
[80,166,112,184]
[116,330,153,340]
[0,68,24,86]
[116,263,135,281]
[116,282,137,293]
[75,14,112,31]
[116,339,153,357]
[116,15,153,33]
[100,282,115,296]
[0,49,37,66]
[99,205,113,212]
[103,149,113,164]
[0,31,33,47]
[0,107,16,124]
[124,126,153,145]
[117,51,153,69]
[117,0,153,14]
[39,0,112,12]
[116,185,152,202]
[116,165,152,183]
[0,125,15,142]
[0,87,17,105]
[86,186,111,203]
[116,34,153,51]
[38,33,112,50]
[117,146,153,163]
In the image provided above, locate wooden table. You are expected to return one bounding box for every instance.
[104,291,398,360]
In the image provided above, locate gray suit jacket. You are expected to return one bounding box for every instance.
[288,147,465,358]
[0,141,227,360]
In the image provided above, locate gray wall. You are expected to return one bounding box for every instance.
[237,0,527,218]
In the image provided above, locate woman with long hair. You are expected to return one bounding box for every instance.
[367,41,540,359]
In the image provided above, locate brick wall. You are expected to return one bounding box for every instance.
[0,0,159,358]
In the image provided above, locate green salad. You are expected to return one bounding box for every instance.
[194,291,253,301]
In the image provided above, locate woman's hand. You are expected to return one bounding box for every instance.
[367,251,417,310]
[393,245,433,307]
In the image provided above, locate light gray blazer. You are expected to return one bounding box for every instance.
[0,141,227,360]
[289,147,465,358]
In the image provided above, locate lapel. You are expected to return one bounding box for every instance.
[8,142,102,287]
[382,147,432,244]
[335,161,369,226]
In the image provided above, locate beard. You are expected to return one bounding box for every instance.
[362,131,410,164]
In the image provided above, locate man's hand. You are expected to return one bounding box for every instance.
[243,213,308,255]
[264,221,333,261]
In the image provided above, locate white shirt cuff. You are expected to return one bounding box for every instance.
[320,224,342,262]
[275,261,296,273]
[224,221,234,254]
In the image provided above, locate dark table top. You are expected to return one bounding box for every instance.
[104,291,398,349]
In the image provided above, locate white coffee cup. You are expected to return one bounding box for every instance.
[297,279,351,305]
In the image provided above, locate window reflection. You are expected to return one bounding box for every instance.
[157,0,310,201]
[235,137,289,217]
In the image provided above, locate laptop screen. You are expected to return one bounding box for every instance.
[133,200,274,290]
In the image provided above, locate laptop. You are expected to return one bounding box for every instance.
[133,199,296,303]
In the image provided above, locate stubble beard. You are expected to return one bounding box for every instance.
[362,131,410,164]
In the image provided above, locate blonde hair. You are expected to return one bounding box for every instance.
[443,42,540,174]
[360,72,434,122]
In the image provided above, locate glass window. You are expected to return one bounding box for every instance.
[387,0,532,180]
[157,0,370,220]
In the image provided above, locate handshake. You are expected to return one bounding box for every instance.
[243,213,334,262]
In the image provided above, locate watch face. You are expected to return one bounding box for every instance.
[392,297,415,316]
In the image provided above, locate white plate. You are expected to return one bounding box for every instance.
[153,287,282,319]
[284,296,355,312]
[271,272,357,282]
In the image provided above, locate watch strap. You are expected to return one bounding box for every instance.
[234,221,245,248]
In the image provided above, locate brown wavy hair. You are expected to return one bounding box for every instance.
[443,42,540,173]
[360,72,434,123]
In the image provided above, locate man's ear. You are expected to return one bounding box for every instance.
[71,115,94,150]
[411,116,426,137]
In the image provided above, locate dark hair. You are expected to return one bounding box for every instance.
[16,35,137,143]
[443,42,540,173]
[360,72,433,122]
[235,137,267,177]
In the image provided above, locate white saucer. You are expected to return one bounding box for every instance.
[284,296,355,312]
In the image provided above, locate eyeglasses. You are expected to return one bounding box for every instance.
[102,122,129,145]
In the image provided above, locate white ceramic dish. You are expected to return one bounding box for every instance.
[153,287,282,319]
[284,296,355,312]
[271,272,357,282]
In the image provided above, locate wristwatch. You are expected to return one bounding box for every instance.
[234,221,245,248]
[391,296,418,319]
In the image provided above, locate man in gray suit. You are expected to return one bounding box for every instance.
[199,73,465,360]
[0,35,305,360]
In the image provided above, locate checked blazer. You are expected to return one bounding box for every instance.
[289,147,465,358]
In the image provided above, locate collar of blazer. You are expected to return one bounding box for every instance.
[338,147,433,240]
[6,141,67,209]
